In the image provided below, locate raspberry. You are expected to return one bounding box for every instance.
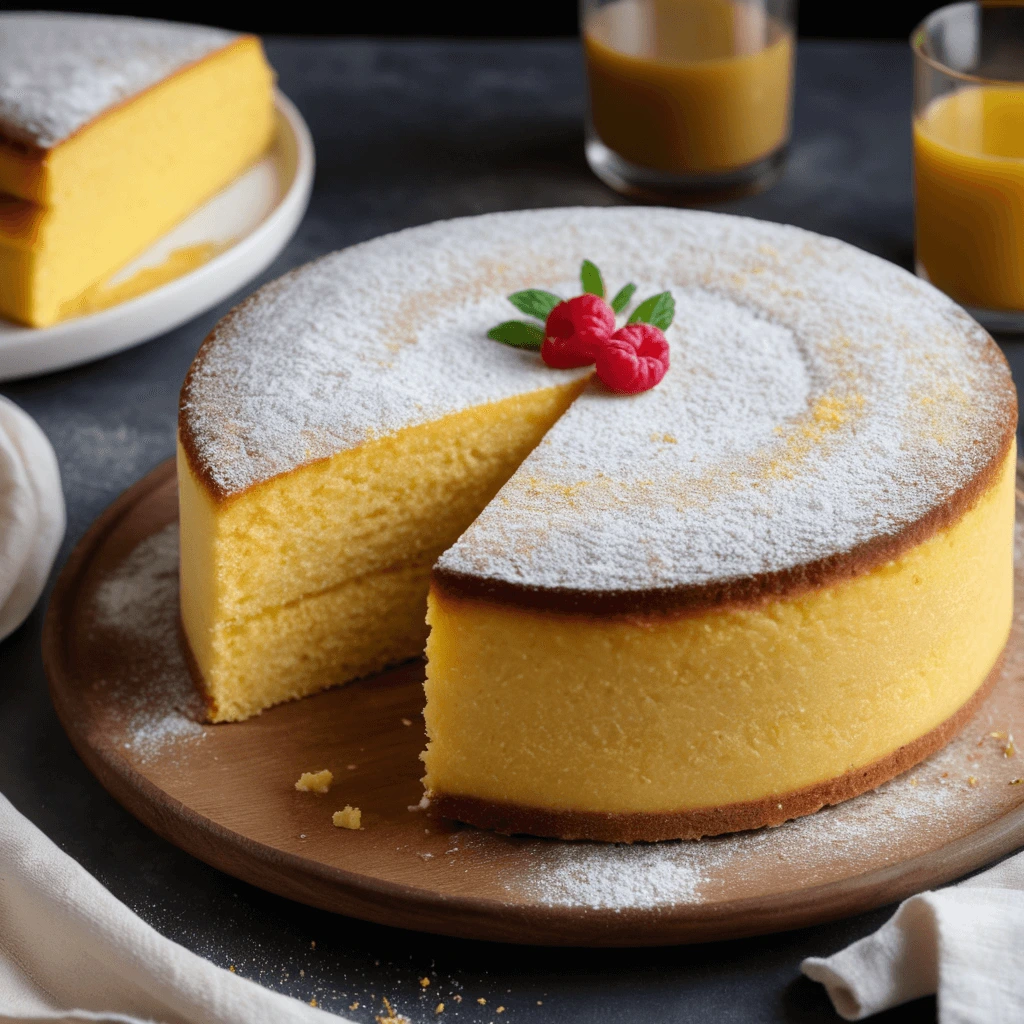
[594,323,670,394]
[541,294,615,369]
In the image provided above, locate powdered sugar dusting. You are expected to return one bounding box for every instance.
[93,523,207,763]
[184,207,1012,593]
[0,14,236,149]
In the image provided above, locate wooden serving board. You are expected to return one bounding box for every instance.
[44,459,1024,947]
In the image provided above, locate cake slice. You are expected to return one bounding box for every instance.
[178,245,590,723]
[0,14,275,327]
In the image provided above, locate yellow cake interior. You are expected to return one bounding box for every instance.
[422,443,1016,815]
[0,36,275,327]
[179,380,587,722]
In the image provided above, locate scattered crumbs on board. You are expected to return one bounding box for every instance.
[333,806,362,830]
[92,523,207,764]
[296,769,334,794]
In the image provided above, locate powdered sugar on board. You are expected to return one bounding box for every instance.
[182,207,1013,592]
[0,14,235,149]
[91,523,207,763]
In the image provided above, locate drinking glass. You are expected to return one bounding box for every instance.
[914,2,1024,332]
[581,0,796,203]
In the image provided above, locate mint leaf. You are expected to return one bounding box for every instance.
[580,260,605,298]
[508,289,561,321]
[610,283,636,315]
[627,291,675,331]
[487,320,545,349]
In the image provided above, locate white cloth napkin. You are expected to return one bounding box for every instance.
[0,792,355,1024]
[803,851,1024,1023]
[0,396,64,640]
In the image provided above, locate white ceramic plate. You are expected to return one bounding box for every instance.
[0,91,314,382]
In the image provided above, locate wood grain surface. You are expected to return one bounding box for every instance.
[42,458,1024,946]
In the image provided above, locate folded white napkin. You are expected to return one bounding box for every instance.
[803,851,1024,1023]
[0,396,64,640]
[0,792,354,1024]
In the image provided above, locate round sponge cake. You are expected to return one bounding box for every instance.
[178,207,1017,841]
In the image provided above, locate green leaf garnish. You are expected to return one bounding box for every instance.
[487,320,545,349]
[610,283,637,315]
[627,291,675,331]
[508,289,562,321]
[580,260,605,298]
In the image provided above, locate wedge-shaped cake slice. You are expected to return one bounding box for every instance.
[0,13,275,326]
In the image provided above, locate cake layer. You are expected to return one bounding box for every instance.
[422,443,1015,835]
[180,382,586,720]
[0,25,274,326]
[193,560,434,724]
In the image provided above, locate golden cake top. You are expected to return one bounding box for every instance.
[181,208,1015,602]
[0,13,238,150]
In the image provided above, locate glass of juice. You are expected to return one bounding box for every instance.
[914,2,1024,332]
[582,0,796,203]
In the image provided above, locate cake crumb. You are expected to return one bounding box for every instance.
[333,806,362,829]
[228,965,235,973]
[295,769,334,794]
[1005,736,1016,757]
[967,776,979,788]
[347,764,357,770]
[537,1001,543,1006]
[420,977,431,987]
[1011,779,1023,786]
[376,996,409,1024]
[310,998,317,1007]
[496,1006,505,1014]
[350,1002,359,1011]
[300,970,305,978]
[454,995,462,1004]
[991,731,1007,740]
[310,941,316,949]
[478,998,487,1005]
[436,1003,445,1014]
[402,717,413,726]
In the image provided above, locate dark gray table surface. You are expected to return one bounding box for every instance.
[2,37,1018,1024]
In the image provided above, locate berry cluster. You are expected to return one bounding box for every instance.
[487,260,673,394]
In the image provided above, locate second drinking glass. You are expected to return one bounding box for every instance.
[582,0,796,203]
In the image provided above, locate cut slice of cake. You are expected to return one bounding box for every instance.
[0,14,276,326]
[178,208,1016,840]
[178,244,591,723]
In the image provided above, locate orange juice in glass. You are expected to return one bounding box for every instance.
[582,0,796,202]
[914,2,1024,331]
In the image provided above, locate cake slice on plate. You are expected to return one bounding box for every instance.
[0,13,275,326]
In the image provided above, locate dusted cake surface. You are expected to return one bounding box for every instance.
[430,215,1014,608]
[0,15,275,327]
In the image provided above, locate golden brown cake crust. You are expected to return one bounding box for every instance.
[426,651,1005,843]
[431,409,1017,618]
